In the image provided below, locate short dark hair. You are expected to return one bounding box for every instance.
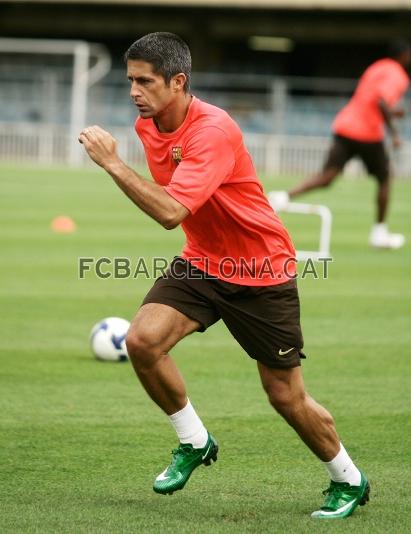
[388,39,411,59]
[124,32,191,92]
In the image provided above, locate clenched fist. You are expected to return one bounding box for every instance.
[79,125,119,169]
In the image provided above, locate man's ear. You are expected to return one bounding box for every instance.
[172,73,187,92]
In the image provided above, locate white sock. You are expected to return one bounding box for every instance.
[168,399,208,449]
[372,222,387,233]
[323,443,362,486]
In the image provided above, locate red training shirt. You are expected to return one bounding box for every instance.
[136,96,296,285]
[333,58,409,142]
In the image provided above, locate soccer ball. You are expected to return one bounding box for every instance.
[90,317,130,362]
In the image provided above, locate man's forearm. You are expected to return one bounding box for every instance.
[379,99,399,137]
[104,159,187,229]
[78,125,189,228]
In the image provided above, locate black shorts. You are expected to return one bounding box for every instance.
[324,134,390,183]
[142,257,305,369]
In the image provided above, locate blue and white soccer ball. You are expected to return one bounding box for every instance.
[90,317,130,362]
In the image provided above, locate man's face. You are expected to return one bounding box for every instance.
[127,59,176,119]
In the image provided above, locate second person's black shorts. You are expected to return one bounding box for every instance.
[324,134,390,183]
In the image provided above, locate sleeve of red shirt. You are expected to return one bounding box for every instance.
[377,67,409,106]
[164,126,235,214]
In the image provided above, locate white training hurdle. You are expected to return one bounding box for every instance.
[267,193,333,261]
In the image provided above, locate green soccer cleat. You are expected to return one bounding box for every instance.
[311,472,370,519]
[153,433,218,495]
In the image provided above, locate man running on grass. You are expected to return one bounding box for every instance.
[271,40,411,249]
[79,32,369,519]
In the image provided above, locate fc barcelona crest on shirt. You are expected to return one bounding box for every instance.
[172,146,182,164]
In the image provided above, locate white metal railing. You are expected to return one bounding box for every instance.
[1,122,411,178]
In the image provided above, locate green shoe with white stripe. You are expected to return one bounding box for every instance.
[311,472,370,519]
[153,433,218,495]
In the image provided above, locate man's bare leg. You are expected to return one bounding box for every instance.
[126,303,218,494]
[257,363,370,518]
[369,175,405,248]
[376,176,391,223]
[257,363,340,460]
[288,167,341,199]
[126,303,199,415]
[269,167,341,211]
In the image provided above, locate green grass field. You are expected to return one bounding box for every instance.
[1,163,410,533]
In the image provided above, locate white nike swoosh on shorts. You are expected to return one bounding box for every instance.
[278,347,295,356]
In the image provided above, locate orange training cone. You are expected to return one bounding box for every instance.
[50,215,77,233]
